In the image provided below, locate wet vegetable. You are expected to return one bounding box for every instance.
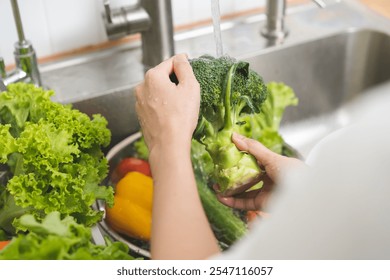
[105,172,153,241]
[112,157,151,183]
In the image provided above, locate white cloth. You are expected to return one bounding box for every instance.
[214,85,390,259]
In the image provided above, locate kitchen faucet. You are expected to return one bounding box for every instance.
[0,0,42,91]
[102,0,174,68]
[261,0,341,40]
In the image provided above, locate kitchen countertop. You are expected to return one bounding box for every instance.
[360,0,390,18]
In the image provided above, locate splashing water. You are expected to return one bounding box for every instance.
[211,0,223,57]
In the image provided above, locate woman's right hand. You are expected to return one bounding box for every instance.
[215,132,305,211]
[135,54,200,158]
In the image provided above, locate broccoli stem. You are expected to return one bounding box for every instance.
[223,64,236,130]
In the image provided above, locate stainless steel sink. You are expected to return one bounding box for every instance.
[243,29,390,155]
[245,29,390,122]
[59,29,390,156]
[38,0,390,156]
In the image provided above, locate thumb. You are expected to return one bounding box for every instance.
[231,132,276,166]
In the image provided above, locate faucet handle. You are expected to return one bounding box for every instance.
[312,0,326,8]
[312,0,341,8]
[0,59,6,90]
[0,80,6,92]
[103,0,112,23]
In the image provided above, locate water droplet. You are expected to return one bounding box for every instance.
[162,100,168,105]
[153,97,159,102]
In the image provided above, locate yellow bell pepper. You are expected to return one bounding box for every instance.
[105,171,153,241]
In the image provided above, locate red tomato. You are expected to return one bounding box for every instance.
[0,240,11,250]
[246,211,260,224]
[115,157,152,179]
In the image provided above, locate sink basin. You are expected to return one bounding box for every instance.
[67,29,390,156]
[242,29,390,155]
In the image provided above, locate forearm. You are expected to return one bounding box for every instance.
[149,139,220,259]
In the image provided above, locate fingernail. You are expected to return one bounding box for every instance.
[232,132,244,142]
[175,53,188,62]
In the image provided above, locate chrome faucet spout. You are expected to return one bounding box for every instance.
[102,0,175,68]
[11,0,26,44]
[261,0,288,40]
[261,0,342,41]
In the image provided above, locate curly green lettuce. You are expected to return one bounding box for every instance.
[0,212,134,260]
[0,83,113,234]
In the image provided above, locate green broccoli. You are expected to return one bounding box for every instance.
[190,55,268,195]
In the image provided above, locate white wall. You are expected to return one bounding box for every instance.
[0,0,265,66]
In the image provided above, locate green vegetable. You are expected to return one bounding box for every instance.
[133,136,149,160]
[191,140,247,247]
[0,212,134,260]
[134,137,247,247]
[196,174,246,247]
[0,83,114,234]
[0,229,7,241]
[189,55,268,195]
[237,82,298,154]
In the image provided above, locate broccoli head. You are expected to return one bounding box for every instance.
[190,55,268,195]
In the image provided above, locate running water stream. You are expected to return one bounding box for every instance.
[211,0,223,57]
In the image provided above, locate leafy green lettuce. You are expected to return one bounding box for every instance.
[0,83,113,234]
[0,212,134,260]
[238,82,298,154]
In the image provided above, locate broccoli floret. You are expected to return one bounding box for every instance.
[190,55,268,195]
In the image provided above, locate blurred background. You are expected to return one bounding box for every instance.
[0,0,272,67]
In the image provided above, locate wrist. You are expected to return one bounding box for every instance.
[148,136,192,166]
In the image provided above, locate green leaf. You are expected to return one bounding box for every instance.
[0,83,113,232]
[0,212,134,260]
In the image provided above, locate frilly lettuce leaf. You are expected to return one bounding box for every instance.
[0,125,16,163]
[0,83,113,234]
[0,212,134,260]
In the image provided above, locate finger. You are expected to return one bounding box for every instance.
[173,54,197,85]
[232,132,277,166]
[216,193,259,211]
[143,58,175,88]
[215,195,236,208]
[152,56,175,76]
[216,191,269,211]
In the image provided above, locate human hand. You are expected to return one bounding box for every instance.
[215,132,305,211]
[135,54,200,154]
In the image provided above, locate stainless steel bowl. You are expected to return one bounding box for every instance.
[96,131,151,258]
[95,131,301,258]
